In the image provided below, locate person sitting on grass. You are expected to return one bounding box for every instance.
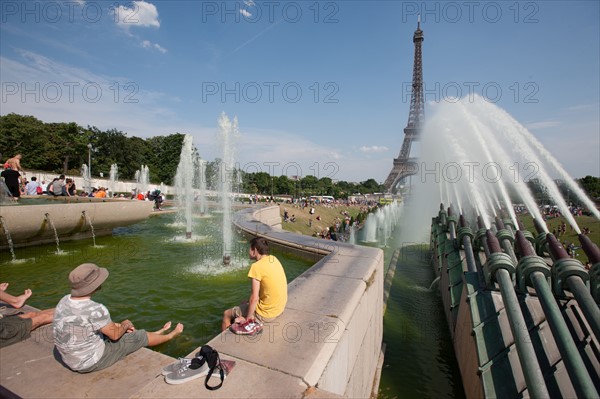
[0,282,54,348]
[53,263,184,373]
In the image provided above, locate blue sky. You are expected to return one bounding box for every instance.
[1,0,599,183]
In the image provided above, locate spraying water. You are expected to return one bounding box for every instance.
[175,135,195,238]
[44,213,63,255]
[135,165,150,195]
[82,211,97,247]
[494,103,600,220]
[198,159,207,214]
[217,112,239,263]
[417,96,588,233]
[468,97,585,232]
[109,164,118,197]
[0,216,16,262]
[81,164,91,194]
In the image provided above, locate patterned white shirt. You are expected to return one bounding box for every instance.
[53,295,112,371]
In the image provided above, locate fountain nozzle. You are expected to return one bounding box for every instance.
[533,218,547,234]
[515,231,536,257]
[578,234,600,264]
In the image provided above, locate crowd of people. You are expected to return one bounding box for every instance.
[0,154,165,210]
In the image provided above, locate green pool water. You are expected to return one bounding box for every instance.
[2,210,464,398]
[377,244,465,399]
[0,213,312,357]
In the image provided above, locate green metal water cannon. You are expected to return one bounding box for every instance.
[438,203,448,231]
[483,230,516,287]
[515,230,551,293]
[494,217,515,244]
[498,208,516,232]
[546,233,590,296]
[578,233,600,303]
[457,215,474,249]
[532,218,549,257]
[516,218,535,250]
[473,216,487,252]
[447,207,458,248]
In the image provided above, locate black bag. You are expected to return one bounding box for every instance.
[199,345,224,390]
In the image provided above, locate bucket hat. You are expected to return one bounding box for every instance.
[69,263,109,296]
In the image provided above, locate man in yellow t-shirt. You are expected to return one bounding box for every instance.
[222,237,288,332]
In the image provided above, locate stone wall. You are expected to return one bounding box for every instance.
[227,206,384,398]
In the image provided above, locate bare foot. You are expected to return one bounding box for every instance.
[168,323,184,338]
[155,321,172,334]
[13,289,32,309]
[0,283,8,291]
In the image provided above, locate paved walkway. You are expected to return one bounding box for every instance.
[0,304,342,398]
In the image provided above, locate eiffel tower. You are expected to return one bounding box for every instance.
[384,18,424,192]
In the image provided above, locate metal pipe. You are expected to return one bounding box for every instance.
[532,219,549,257]
[447,207,457,242]
[567,276,600,340]
[533,218,547,234]
[496,269,550,399]
[578,233,600,264]
[529,272,599,398]
[546,233,569,260]
[477,217,491,257]
[484,231,550,399]
[459,215,478,274]
[578,233,600,303]
[546,234,600,342]
[495,217,518,265]
[438,203,447,227]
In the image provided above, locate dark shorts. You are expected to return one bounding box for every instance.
[6,184,20,198]
[0,315,32,348]
[78,329,149,373]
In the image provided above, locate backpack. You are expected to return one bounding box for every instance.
[199,345,225,390]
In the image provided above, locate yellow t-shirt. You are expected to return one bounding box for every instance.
[248,255,288,319]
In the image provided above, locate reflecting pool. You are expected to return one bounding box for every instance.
[0,212,313,357]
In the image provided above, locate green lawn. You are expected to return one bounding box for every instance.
[517,214,600,261]
[279,203,364,236]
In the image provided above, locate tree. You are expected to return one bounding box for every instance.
[577,176,600,200]
[0,113,48,170]
[360,178,384,193]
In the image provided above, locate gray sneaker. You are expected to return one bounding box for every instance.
[161,358,193,376]
[165,360,209,385]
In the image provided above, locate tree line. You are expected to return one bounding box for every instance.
[1,113,386,197]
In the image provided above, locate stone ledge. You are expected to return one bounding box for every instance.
[1,206,382,399]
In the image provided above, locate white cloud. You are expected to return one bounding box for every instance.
[115,1,160,29]
[141,40,167,53]
[154,43,167,54]
[359,145,389,153]
[0,50,182,141]
[0,51,390,183]
[525,120,560,130]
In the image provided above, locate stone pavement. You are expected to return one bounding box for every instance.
[0,310,343,399]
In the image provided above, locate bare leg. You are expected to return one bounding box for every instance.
[146,323,183,346]
[0,288,32,309]
[18,308,54,330]
[222,308,234,331]
[154,321,172,334]
[0,283,8,291]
